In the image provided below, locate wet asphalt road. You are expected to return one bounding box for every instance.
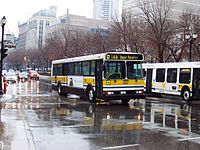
[0,80,200,150]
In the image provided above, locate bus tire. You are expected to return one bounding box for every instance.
[182,88,191,102]
[87,87,96,103]
[57,83,63,95]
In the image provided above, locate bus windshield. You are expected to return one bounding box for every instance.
[127,62,143,79]
[104,61,125,79]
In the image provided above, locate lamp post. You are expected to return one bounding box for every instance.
[27,60,30,70]
[185,32,198,62]
[0,16,7,94]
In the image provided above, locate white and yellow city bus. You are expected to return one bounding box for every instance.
[51,52,145,103]
[142,62,200,101]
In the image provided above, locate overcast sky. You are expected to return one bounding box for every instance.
[0,0,93,36]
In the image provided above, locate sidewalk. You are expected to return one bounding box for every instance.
[0,93,36,150]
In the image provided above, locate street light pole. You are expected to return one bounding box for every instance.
[189,39,192,62]
[0,16,7,94]
[185,32,198,62]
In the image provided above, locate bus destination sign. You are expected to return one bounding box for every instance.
[106,54,143,61]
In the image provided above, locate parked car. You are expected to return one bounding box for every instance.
[28,70,39,80]
[5,72,18,83]
[2,70,7,75]
[18,71,28,81]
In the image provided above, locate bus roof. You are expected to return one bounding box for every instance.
[52,52,144,64]
[142,62,200,69]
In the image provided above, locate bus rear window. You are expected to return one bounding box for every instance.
[179,68,191,84]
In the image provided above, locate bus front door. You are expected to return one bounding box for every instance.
[193,68,200,99]
[95,60,103,99]
[146,69,153,94]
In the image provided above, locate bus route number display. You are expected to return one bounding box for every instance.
[106,54,143,60]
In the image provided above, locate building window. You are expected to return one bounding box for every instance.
[46,21,50,26]
[60,19,65,23]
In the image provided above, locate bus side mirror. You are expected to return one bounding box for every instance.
[143,70,146,77]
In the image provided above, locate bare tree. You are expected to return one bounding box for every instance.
[178,9,200,61]
[138,0,176,62]
[59,28,73,58]
[70,30,87,57]
[90,28,113,53]
[111,12,130,51]
[45,31,64,59]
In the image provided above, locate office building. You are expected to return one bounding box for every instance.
[46,13,111,38]
[4,34,17,49]
[18,6,57,50]
[18,6,111,51]
[122,0,200,19]
[93,0,121,21]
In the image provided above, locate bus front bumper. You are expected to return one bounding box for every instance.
[103,92,145,100]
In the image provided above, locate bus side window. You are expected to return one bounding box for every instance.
[156,69,165,82]
[179,68,191,84]
[68,63,75,75]
[90,60,95,75]
[167,68,177,83]
[63,63,68,75]
[82,61,90,76]
[75,62,82,75]
[53,64,57,76]
[57,64,63,75]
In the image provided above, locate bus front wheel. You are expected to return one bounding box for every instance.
[182,89,191,102]
[87,88,96,103]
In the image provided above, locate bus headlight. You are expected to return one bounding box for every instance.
[136,91,143,94]
[104,92,114,95]
[121,91,126,94]
[107,92,114,95]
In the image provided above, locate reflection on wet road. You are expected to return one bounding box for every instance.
[0,80,200,150]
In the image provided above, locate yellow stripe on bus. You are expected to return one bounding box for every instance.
[103,79,144,86]
[51,76,144,86]
[51,76,68,83]
[84,78,95,85]
[178,84,192,91]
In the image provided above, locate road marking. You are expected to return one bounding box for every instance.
[178,137,200,141]
[102,144,140,149]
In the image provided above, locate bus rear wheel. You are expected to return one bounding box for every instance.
[182,89,191,102]
[58,84,63,95]
[87,88,96,103]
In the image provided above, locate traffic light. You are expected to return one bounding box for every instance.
[1,48,8,60]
